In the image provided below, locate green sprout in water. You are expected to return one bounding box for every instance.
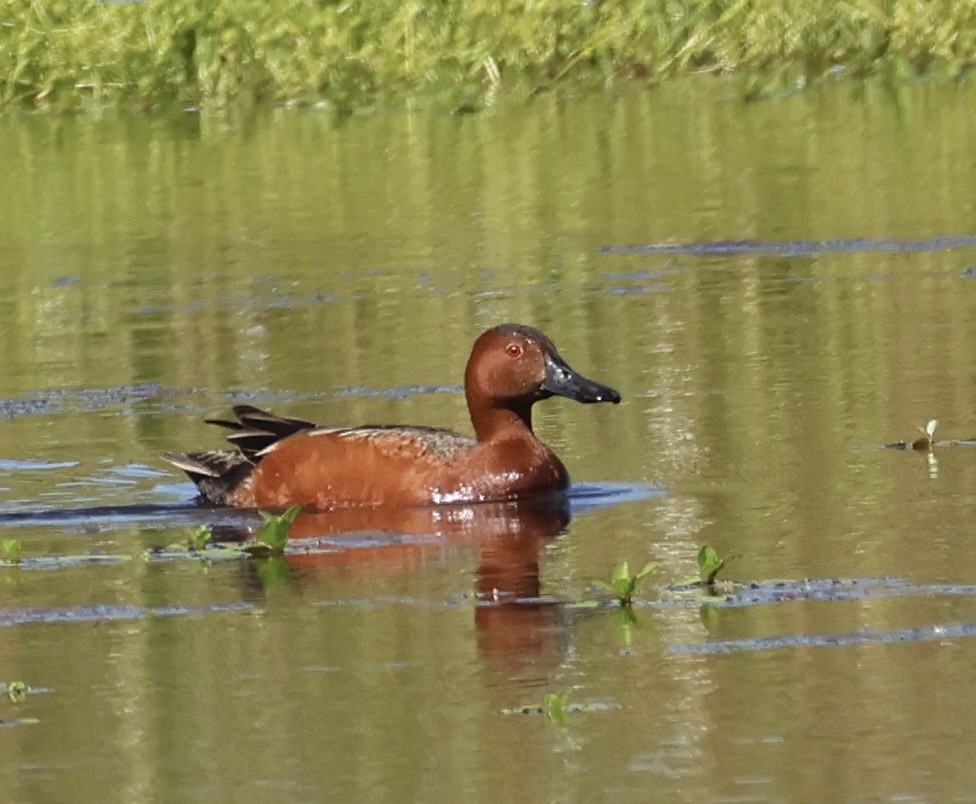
[1,539,22,564]
[3,681,28,703]
[543,692,570,725]
[698,545,739,588]
[186,525,213,552]
[593,560,657,608]
[244,505,303,557]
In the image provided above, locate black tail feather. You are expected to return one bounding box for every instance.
[202,404,317,459]
[162,405,320,503]
[159,449,255,505]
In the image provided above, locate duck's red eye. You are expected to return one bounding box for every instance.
[506,343,522,358]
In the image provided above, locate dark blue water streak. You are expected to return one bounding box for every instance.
[599,235,976,257]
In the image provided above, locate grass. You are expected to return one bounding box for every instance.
[4,0,976,112]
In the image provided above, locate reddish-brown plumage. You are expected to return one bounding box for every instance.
[162,323,621,510]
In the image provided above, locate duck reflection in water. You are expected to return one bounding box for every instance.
[213,495,573,674]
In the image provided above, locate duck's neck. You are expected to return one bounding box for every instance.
[469,400,535,443]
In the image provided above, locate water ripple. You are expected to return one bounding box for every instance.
[672,620,976,655]
[0,601,254,627]
[599,235,976,257]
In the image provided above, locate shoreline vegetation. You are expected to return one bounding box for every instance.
[4,0,976,112]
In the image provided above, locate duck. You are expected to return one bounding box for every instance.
[162,323,620,509]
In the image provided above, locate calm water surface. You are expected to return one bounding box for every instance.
[3,78,976,801]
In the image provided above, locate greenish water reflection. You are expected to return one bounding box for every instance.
[3,78,976,801]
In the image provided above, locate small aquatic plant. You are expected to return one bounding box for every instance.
[593,560,657,608]
[186,525,213,551]
[244,505,302,557]
[1,539,22,564]
[543,692,569,725]
[2,681,28,703]
[698,545,738,588]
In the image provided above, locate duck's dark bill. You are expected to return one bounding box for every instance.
[541,353,622,404]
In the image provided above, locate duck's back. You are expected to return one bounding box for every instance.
[238,424,481,509]
[232,422,569,509]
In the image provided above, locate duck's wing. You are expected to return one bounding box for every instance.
[315,424,477,461]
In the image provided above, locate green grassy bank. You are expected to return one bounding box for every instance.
[4,0,976,111]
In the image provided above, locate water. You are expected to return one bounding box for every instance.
[3,77,976,801]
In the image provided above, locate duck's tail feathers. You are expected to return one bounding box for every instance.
[160,450,255,506]
[204,404,317,459]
